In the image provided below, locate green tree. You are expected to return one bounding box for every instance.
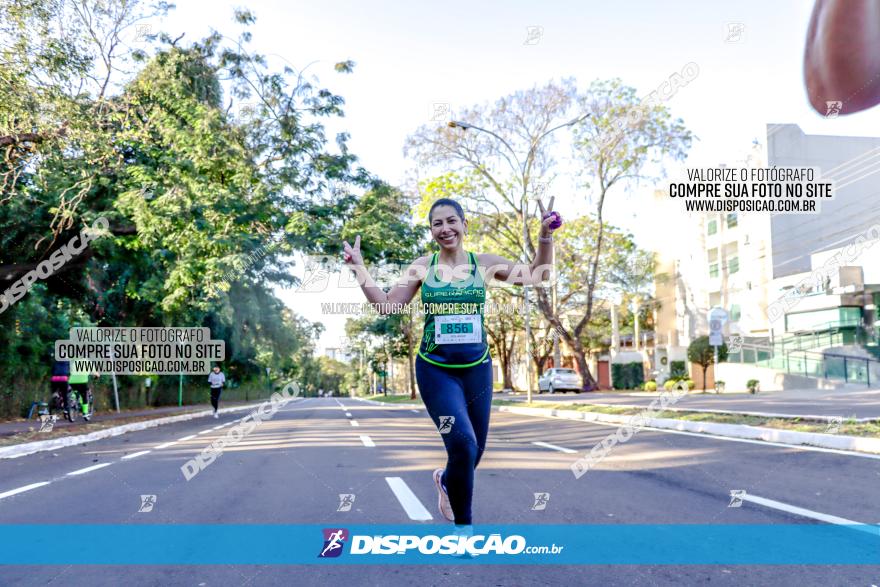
[405,78,691,391]
[338,182,425,398]
[0,2,369,411]
[687,336,729,392]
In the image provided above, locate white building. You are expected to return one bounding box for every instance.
[653,123,880,388]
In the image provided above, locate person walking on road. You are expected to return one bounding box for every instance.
[208,365,226,418]
[342,196,561,532]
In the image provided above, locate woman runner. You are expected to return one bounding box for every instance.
[342,196,561,532]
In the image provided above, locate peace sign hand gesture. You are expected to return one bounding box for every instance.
[342,235,364,267]
[537,196,562,237]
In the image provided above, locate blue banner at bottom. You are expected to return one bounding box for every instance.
[0,524,878,565]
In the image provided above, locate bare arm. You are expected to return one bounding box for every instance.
[479,197,557,286]
[342,236,428,314]
[804,0,880,115]
[479,245,553,287]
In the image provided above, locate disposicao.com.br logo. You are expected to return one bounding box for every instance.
[319,527,562,558]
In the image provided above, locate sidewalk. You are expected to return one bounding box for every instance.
[0,401,256,438]
[495,386,880,419]
[0,399,280,458]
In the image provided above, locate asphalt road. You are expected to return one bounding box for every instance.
[500,386,880,418]
[0,397,878,586]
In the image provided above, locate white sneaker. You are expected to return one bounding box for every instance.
[433,468,454,521]
[213,412,219,419]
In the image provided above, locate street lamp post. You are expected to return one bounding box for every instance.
[448,114,588,403]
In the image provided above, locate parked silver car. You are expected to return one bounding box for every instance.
[537,368,581,393]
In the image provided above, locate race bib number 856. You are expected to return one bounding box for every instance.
[434,314,482,344]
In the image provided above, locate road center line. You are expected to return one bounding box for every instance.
[385,477,433,521]
[121,450,151,460]
[350,420,359,427]
[197,429,213,435]
[154,441,177,450]
[359,435,375,447]
[345,412,352,417]
[66,463,112,476]
[178,435,197,442]
[0,482,51,500]
[532,441,578,454]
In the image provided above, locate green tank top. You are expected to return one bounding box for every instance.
[417,251,489,368]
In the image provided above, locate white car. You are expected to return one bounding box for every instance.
[538,368,582,393]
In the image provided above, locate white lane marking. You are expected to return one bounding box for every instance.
[197,429,213,435]
[385,477,433,521]
[411,409,420,413]
[532,441,577,454]
[740,493,876,533]
[121,450,151,460]
[154,442,177,450]
[359,435,375,447]
[345,412,352,418]
[0,482,51,500]
[178,435,197,442]
[66,463,112,476]
[551,416,880,461]
[211,425,224,430]
[350,420,359,427]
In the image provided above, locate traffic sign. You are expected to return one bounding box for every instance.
[708,307,728,323]
[709,307,726,347]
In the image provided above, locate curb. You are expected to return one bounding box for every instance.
[0,401,275,460]
[353,397,880,456]
[495,405,880,455]
[497,400,877,423]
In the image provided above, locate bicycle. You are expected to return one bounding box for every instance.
[49,384,93,422]
[49,384,79,422]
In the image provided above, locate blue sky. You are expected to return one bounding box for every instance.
[155,1,880,354]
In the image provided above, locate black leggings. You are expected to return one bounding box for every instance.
[210,388,222,411]
[415,355,493,525]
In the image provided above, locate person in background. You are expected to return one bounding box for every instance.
[50,358,71,412]
[208,365,226,418]
[68,367,92,421]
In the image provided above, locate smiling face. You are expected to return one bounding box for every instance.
[213,366,220,373]
[429,205,467,252]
